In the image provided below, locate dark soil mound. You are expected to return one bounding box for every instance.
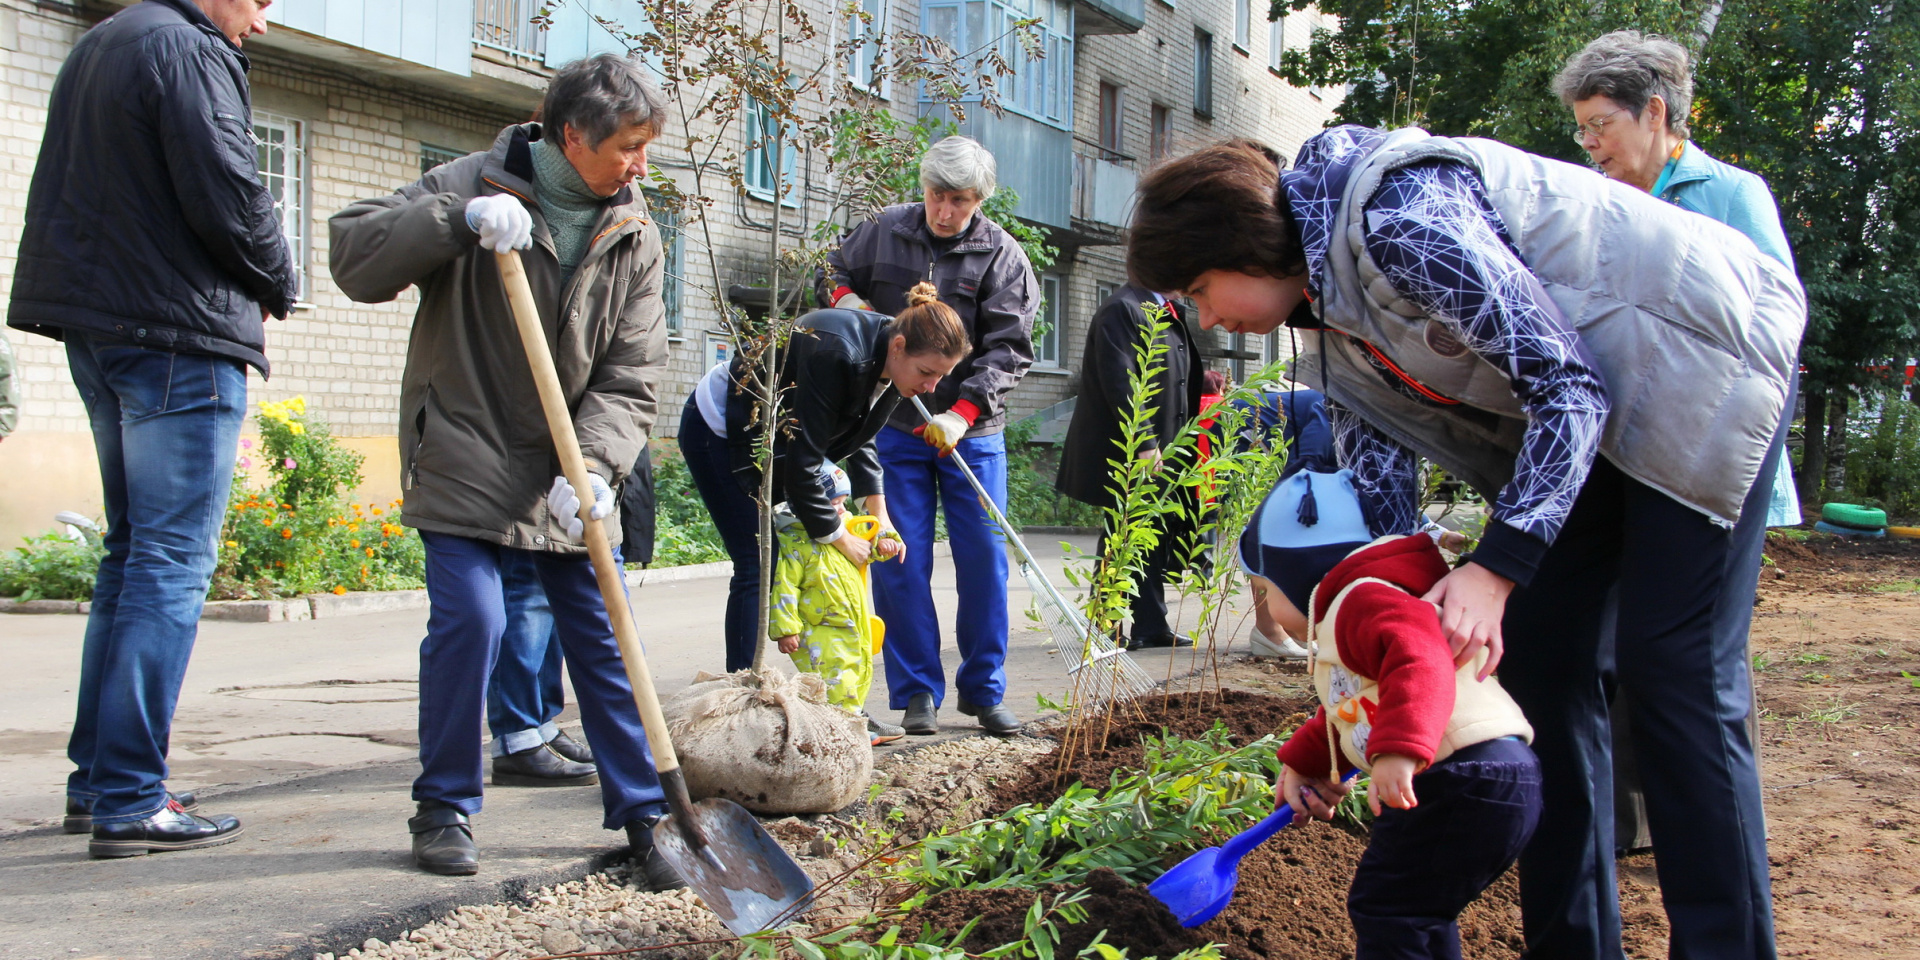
[910,868,1211,956]
[1764,532,1920,593]
[987,689,1315,811]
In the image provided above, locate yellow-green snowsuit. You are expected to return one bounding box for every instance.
[769,517,875,711]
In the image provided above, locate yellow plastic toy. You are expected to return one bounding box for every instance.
[845,516,895,654]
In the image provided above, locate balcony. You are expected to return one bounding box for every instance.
[1075,148,1128,240]
[1075,0,1146,35]
[920,105,1074,231]
[473,0,549,60]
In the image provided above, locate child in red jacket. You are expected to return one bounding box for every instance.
[1239,467,1542,959]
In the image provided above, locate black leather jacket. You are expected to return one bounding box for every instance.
[726,309,900,540]
[7,0,297,373]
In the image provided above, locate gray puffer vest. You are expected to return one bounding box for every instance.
[1297,129,1806,525]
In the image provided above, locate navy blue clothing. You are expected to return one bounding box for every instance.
[1347,737,1542,960]
[415,533,665,829]
[1284,128,1609,588]
[1277,388,1334,477]
[64,334,246,824]
[487,551,565,751]
[9,0,297,374]
[678,395,765,673]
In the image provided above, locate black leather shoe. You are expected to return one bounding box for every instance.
[1127,632,1195,650]
[625,821,688,892]
[89,800,241,858]
[66,790,197,834]
[409,802,478,875]
[549,729,594,765]
[956,698,1024,736]
[901,692,938,735]
[492,743,598,786]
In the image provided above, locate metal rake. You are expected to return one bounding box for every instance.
[909,397,1158,705]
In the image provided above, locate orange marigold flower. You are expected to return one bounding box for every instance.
[332,585,347,595]
[281,528,294,539]
[359,565,369,578]
[262,518,274,526]
[365,548,375,558]
[372,507,383,516]
[350,539,360,548]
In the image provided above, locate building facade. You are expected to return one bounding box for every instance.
[0,0,1340,542]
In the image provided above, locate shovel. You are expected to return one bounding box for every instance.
[1147,772,1357,927]
[495,250,813,937]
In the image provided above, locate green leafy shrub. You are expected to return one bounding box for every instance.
[211,397,424,599]
[646,439,729,567]
[1005,420,1103,530]
[0,528,105,601]
[1845,398,1920,519]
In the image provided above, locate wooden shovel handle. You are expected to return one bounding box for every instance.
[496,250,681,776]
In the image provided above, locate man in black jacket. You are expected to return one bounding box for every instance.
[1056,285,1205,648]
[8,0,296,859]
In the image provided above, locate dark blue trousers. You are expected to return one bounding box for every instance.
[872,425,1011,709]
[1501,450,1779,960]
[1348,737,1542,960]
[678,394,764,673]
[486,549,566,754]
[416,533,665,829]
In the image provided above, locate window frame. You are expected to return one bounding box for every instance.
[1267,14,1284,73]
[1034,273,1062,368]
[252,111,308,303]
[1192,28,1214,118]
[645,190,685,336]
[743,95,801,207]
[1097,81,1123,155]
[420,143,465,177]
[847,0,888,97]
[918,0,1074,131]
[1233,0,1251,53]
[1149,103,1171,160]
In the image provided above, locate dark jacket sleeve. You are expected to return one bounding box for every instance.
[328,159,485,303]
[1087,297,1163,449]
[824,220,875,304]
[784,340,862,541]
[149,45,297,317]
[956,238,1038,418]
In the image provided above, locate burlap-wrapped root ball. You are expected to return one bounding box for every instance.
[660,670,872,815]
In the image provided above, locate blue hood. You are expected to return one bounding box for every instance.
[1281,126,1389,297]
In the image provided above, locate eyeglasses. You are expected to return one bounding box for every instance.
[1571,108,1627,145]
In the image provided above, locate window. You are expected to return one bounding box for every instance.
[420,143,465,176]
[253,112,306,302]
[1192,29,1214,118]
[919,0,1074,130]
[1234,0,1251,51]
[1097,82,1123,155]
[1035,274,1061,366]
[646,191,684,335]
[1267,15,1284,72]
[743,96,799,206]
[848,0,885,93]
[1150,103,1171,160]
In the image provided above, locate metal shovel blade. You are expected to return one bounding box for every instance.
[652,797,816,937]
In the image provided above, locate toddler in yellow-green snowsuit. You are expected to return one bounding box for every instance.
[770,465,902,745]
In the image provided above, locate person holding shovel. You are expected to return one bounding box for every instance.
[1126,132,1801,959]
[329,54,682,886]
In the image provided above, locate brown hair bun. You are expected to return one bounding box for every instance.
[906,280,941,308]
[892,284,969,359]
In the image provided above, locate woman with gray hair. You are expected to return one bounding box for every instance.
[329,53,682,885]
[820,134,1039,740]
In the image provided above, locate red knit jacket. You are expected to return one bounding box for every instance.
[1277,535,1459,776]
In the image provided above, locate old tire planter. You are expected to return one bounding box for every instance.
[1821,503,1888,531]
[1814,520,1886,539]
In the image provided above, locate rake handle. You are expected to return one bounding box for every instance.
[497,250,681,777]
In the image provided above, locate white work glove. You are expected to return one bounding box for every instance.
[833,291,869,310]
[913,410,968,456]
[547,473,613,539]
[465,195,534,254]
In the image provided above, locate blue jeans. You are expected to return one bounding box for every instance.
[486,550,566,756]
[1347,737,1543,960]
[678,394,765,673]
[63,335,246,824]
[416,533,665,828]
[872,425,1010,709]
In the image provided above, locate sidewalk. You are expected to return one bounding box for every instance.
[0,534,1246,960]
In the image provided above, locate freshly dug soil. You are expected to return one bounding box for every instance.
[987,689,1314,811]
[1762,532,1920,594]
[911,869,1212,956]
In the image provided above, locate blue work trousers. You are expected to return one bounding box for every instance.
[1501,449,1779,960]
[872,425,1010,709]
[677,394,765,673]
[486,549,566,755]
[415,533,665,829]
[64,334,246,825]
[1347,737,1543,960]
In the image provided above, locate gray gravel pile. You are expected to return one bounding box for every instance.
[318,735,1054,960]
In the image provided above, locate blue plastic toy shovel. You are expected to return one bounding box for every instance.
[1147,802,1306,927]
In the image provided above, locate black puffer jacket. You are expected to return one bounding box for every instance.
[7,0,297,373]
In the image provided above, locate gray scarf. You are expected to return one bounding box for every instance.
[530,138,605,285]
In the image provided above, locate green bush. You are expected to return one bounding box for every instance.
[1845,398,1920,520]
[211,397,425,599]
[0,528,105,601]
[646,439,729,567]
[1004,420,1103,530]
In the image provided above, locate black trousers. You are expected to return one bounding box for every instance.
[1095,524,1177,641]
[1500,451,1779,960]
[1347,737,1542,960]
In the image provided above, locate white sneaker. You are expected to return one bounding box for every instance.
[1249,626,1309,659]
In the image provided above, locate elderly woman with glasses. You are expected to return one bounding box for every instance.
[1126,126,1802,960]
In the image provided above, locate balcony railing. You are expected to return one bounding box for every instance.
[474,0,549,59]
[1072,150,1138,228]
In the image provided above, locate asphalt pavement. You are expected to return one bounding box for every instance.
[0,533,1250,960]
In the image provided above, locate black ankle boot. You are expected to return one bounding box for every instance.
[624,820,687,892]
[409,802,478,875]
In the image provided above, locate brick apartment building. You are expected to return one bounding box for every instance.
[0,0,1340,542]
